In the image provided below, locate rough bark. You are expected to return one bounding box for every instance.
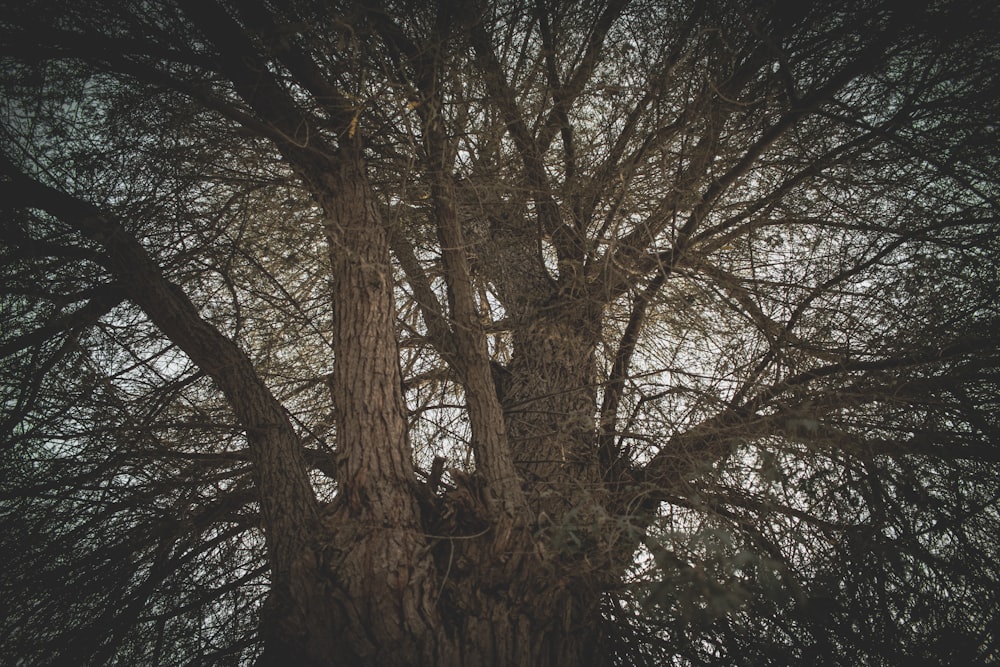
[431,177,528,518]
[320,151,420,525]
[1,55,627,667]
[506,308,603,508]
[2,6,661,664]
[273,142,613,665]
[285,147,443,664]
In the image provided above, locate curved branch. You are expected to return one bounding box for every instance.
[0,163,320,593]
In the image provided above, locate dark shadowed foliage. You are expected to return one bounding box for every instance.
[1,0,998,664]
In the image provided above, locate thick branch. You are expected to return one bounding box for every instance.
[316,149,424,527]
[177,0,342,156]
[0,166,320,592]
[228,0,355,128]
[425,119,528,518]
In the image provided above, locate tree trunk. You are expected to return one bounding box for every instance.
[16,156,620,667]
[257,147,441,664]
[506,309,604,513]
[253,146,621,666]
[262,526,609,666]
[444,579,604,665]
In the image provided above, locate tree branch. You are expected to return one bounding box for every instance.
[0,162,321,593]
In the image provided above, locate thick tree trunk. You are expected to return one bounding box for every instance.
[446,581,603,665]
[259,148,442,664]
[10,154,624,667]
[264,529,609,666]
[320,153,420,527]
[242,140,623,665]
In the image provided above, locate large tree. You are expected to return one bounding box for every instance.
[2,0,998,664]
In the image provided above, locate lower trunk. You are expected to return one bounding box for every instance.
[257,518,610,667]
[449,597,602,665]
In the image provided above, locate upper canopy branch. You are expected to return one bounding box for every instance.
[533,0,631,158]
[588,6,919,309]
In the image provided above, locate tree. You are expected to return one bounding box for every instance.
[1,0,998,664]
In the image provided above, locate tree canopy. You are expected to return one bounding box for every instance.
[2,0,999,664]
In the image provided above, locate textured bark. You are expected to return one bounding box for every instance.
[0,166,318,552]
[445,576,604,666]
[261,529,609,666]
[277,148,442,664]
[426,121,527,520]
[260,140,614,664]
[0,10,631,663]
[3,2,996,664]
[0,164,338,660]
[506,310,603,508]
[3,107,625,667]
[320,151,420,526]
